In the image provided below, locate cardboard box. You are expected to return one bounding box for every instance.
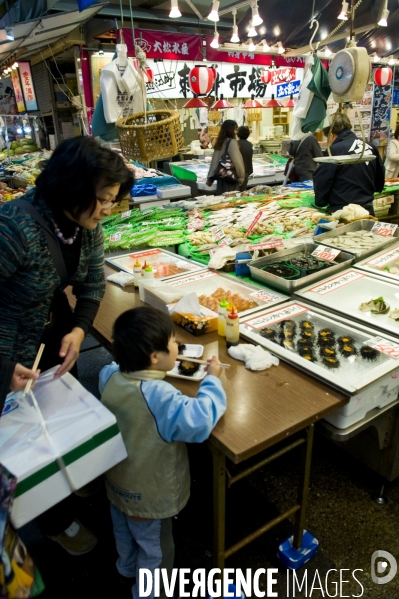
[0,367,127,528]
[111,197,130,214]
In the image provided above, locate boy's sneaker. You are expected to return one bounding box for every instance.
[48,520,98,555]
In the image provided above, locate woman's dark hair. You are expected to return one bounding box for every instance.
[36,137,134,217]
[237,126,250,140]
[394,125,399,140]
[214,119,238,151]
[112,307,175,372]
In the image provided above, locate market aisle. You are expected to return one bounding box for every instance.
[19,337,399,599]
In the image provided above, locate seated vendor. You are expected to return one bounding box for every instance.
[313,113,385,216]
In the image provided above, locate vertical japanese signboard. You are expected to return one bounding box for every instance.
[18,62,38,111]
[10,69,25,112]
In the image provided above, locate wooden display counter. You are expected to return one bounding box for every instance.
[67,266,347,568]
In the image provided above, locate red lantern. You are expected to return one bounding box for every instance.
[260,69,272,84]
[374,67,393,86]
[189,66,215,96]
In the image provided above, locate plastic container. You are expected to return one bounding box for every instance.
[133,259,142,287]
[142,265,154,280]
[218,297,229,337]
[225,305,240,348]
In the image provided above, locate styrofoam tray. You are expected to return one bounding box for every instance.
[178,344,204,358]
[139,270,289,318]
[106,248,205,280]
[354,242,399,283]
[167,362,206,381]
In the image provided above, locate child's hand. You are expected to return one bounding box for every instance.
[206,355,222,378]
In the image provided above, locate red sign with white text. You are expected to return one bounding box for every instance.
[124,28,202,62]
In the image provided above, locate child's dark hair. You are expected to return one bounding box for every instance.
[112,307,175,372]
[237,126,250,140]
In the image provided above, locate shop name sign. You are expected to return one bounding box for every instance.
[276,80,301,98]
[123,28,202,62]
[18,62,38,111]
[269,68,297,86]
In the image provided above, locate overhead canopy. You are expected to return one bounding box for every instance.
[0,3,104,65]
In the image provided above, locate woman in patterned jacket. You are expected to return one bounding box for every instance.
[0,136,133,555]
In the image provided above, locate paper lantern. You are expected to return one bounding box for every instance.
[260,70,272,84]
[374,67,392,86]
[189,66,215,95]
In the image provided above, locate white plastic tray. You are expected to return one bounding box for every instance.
[167,362,206,381]
[178,344,204,358]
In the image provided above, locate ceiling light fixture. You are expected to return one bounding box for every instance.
[277,41,285,54]
[5,26,14,41]
[324,46,332,57]
[248,39,256,51]
[262,39,270,52]
[284,95,296,107]
[230,8,240,43]
[169,0,182,18]
[338,1,349,20]
[248,20,257,38]
[210,24,219,48]
[378,7,389,26]
[207,0,220,22]
[251,1,263,26]
[243,94,264,108]
[264,94,283,108]
[389,56,395,65]
[183,97,208,108]
[98,43,104,56]
[373,52,380,63]
[211,94,234,109]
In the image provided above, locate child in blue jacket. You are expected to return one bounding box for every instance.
[99,306,226,599]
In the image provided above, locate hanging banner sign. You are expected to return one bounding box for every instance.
[10,69,25,113]
[18,62,38,111]
[269,67,297,85]
[276,79,301,98]
[123,28,202,62]
[0,77,18,115]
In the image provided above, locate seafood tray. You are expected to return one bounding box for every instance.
[139,269,288,318]
[105,249,205,281]
[314,220,399,261]
[240,300,399,403]
[354,242,399,283]
[295,268,399,337]
[248,243,354,293]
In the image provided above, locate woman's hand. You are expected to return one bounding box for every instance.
[55,327,85,378]
[10,364,40,392]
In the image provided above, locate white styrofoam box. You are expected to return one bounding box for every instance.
[157,185,192,199]
[324,370,399,429]
[0,367,127,528]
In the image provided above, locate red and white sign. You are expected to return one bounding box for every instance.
[309,271,365,295]
[363,336,399,359]
[249,289,286,302]
[269,67,297,86]
[170,271,219,286]
[311,245,341,262]
[125,28,202,61]
[218,236,233,247]
[109,233,122,242]
[17,61,38,111]
[367,246,399,268]
[246,211,263,237]
[129,249,162,258]
[371,221,398,237]
[374,67,393,87]
[248,241,284,250]
[189,66,215,96]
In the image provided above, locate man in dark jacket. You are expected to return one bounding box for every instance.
[313,113,385,215]
[289,133,322,181]
[237,126,253,191]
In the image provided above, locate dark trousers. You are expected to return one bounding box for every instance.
[239,174,250,192]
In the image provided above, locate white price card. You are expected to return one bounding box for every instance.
[363,336,399,359]
[311,245,340,261]
[170,271,219,286]
[244,304,309,329]
[121,210,132,219]
[218,236,233,247]
[249,289,286,302]
[371,222,398,237]
[109,233,122,242]
[248,241,284,250]
[210,227,225,242]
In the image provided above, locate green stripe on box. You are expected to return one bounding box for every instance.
[14,423,120,498]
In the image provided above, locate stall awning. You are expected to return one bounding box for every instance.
[0,3,105,65]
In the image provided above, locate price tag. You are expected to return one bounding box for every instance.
[121,210,132,219]
[248,241,284,250]
[249,289,285,302]
[245,211,263,237]
[211,227,225,242]
[363,336,399,359]
[371,222,398,237]
[311,245,341,261]
[109,233,122,242]
[218,236,233,247]
[367,246,399,267]
[245,304,309,329]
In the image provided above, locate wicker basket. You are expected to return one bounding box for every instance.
[116,110,184,162]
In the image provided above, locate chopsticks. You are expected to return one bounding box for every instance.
[177,355,230,369]
[24,343,45,395]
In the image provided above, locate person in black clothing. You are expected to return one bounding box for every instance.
[237,126,253,192]
[288,133,322,182]
[313,113,385,215]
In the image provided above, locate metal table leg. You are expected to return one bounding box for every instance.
[212,446,226,569]
[294,424,314,549]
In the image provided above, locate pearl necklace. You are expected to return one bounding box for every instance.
[54,222,80,245]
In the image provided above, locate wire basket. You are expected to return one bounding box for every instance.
[116,110,184,163]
